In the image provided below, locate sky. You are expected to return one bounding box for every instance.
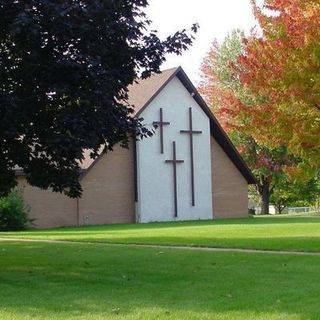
[146,0,258,84]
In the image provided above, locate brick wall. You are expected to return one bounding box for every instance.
[17,177,77,228]
[78,143,135,225]
[18,137,248,228]
[211,136,249,219]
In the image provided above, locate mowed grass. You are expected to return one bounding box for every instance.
[1,240,320,320]
[1,216,320,252]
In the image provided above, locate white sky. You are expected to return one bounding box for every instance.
[146,0,258,83]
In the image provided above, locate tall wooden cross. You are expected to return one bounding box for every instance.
[180,107,202,206]
[153,108,170,154]
[165,141,184,218]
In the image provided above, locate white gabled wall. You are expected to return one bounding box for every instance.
[136,76,213,222]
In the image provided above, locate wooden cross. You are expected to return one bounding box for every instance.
[153,108,170,154]
[165,141,184,218]
[180,107,202,206]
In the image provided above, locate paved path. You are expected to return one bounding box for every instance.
[1,237,320,256]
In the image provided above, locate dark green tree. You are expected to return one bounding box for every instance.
[271,173,320,214]
[0,1,198,198]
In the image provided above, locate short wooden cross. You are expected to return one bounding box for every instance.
[165,141,184,218]
[180,107,202,206]
[153,108,170,154]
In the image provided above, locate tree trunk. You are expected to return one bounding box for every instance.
[279,206,286,214]
[275,203,286,214]
[258,180,270,215]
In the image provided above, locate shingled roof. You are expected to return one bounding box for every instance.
[127,67,178,115]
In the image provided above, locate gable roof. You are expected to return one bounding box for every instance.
[16,67,256,184]
[78,68,180,172]
[128,66,256,184]
[80,68,184,173]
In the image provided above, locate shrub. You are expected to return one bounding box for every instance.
[0,189,32,231]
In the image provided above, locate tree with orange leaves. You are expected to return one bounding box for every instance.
[199,30,297,214]
[238,0,320,169]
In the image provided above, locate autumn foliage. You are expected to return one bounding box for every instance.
[199,30,297,214]
[199,0,320,212]
[238,0,320,167]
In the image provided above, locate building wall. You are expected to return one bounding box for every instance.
[78,143,135,225]
[17,176,77,229]
[136,76,213,222]
[211,136,249,219]
[17,143,135,228]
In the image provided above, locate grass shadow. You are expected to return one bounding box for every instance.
[1,241,320,319]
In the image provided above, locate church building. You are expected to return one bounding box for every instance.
[17,67,256,228]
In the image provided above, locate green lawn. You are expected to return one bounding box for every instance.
[1,216,320,252]
[1,240,320,320]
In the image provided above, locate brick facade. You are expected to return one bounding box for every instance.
[78,143,135,225]
[17,176,77,228]
[18,137,248,229]
[18,143,135,228]
[211,136,249,219]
